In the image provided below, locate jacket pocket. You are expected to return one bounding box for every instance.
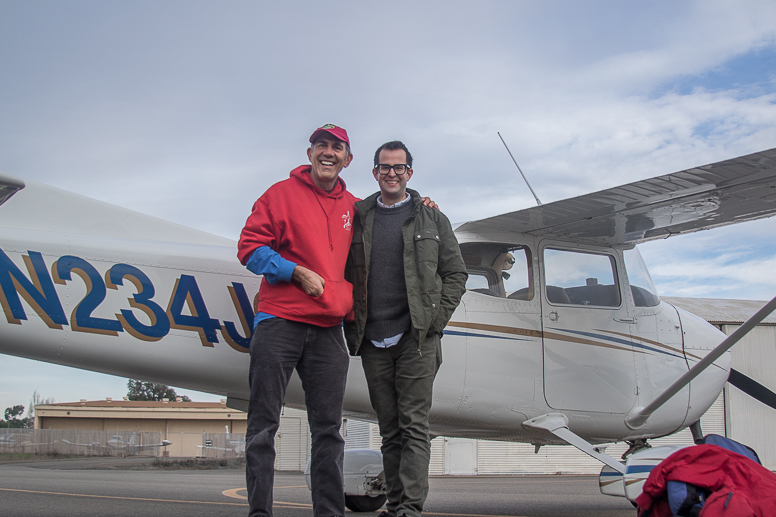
[414,228,440,259]
[414,229,440,291]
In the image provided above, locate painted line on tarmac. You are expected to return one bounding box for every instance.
[221,487,312,508]
[0,487,248,506]
[222,486,308,498]
[221,488,247,500]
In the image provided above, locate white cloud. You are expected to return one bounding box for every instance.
[639,217,776,300]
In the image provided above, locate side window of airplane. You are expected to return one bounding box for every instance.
[462,245,532,300]
[500,247,531,300]
[465,271,497,296]
[543,248,621,307]
[623,247,661,307]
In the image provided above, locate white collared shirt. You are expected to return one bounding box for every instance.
[376,194,411,209]
[371,332,404,348]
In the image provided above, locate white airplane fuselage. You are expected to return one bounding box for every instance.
[0,180,729,448]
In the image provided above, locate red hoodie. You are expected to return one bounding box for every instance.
[636,444,776,517]
[238,165,359,327]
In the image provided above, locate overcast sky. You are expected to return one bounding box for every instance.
[1,1,776,412]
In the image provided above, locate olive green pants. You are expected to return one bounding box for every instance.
[360,331,441,517]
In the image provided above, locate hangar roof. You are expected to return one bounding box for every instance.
[663,296,776,326]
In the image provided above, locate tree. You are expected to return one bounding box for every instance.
[27,390,55,421]
[127,379,191,402]
[3,404,32,428]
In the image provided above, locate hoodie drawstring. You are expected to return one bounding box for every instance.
[314,194,336,251]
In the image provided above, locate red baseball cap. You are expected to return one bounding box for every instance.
[309,124,350,146]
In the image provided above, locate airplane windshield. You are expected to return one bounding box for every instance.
[461,244,532,300]
[623,247,660,307]
[544,248,620,307]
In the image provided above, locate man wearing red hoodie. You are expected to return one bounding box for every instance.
[237,124,357,517]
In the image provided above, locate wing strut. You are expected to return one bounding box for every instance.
[625,295,776,429]
[523,413,625,473]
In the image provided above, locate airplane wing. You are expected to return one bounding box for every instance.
[455,147,776,246]
[136,440,172,448]
[195,445,234,451]
[61,439,105,448]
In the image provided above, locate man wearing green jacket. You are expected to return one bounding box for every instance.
[345,141,467,517]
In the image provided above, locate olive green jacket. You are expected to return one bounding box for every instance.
[344,188,468,355]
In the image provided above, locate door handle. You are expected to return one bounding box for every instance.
[613,317,637,324]
[549,311,559,322]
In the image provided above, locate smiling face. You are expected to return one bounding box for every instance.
[373,147,413,205]
[306,135,353,191]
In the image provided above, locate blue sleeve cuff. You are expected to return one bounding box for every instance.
[275,259,296,283]
[245,247,297,284]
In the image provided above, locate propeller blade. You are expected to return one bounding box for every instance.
[728,368,776,411]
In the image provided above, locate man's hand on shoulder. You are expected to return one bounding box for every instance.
[420,197,439,210]
[292,265,325,297]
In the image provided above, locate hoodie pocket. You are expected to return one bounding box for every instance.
[308,279,354,319]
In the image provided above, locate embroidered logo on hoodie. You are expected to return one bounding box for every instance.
[342,211,352,231]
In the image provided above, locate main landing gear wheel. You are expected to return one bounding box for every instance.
[344,494,387,512]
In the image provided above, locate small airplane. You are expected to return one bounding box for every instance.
[0,431,55,450]
[1,147,776,509]
[62,432,171,456]
[195,425,245,457]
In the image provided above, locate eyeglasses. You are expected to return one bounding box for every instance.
[375,164,410,175]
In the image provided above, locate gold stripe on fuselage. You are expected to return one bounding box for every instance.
[447,321,680,356]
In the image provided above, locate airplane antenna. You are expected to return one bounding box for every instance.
[498,132,542,206]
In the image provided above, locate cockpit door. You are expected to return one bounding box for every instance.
[539,243,637,413]
[451,243,543,424]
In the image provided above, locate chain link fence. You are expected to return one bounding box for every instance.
[0,429,166,457]
[194,432,246,459]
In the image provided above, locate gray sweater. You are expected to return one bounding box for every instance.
[364,199,414,340]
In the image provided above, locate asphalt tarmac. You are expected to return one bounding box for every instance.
[0,457,637,517]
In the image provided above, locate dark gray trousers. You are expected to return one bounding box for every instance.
[360,331,441,517]
[246,318,350,517]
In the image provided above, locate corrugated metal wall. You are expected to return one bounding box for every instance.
[343,418,372,449]
[270,413,378,471]
[722,324,776,469]
[276,411,308,471]
[429,436,445,475]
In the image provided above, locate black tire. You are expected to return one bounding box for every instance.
[344,494,387,512]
